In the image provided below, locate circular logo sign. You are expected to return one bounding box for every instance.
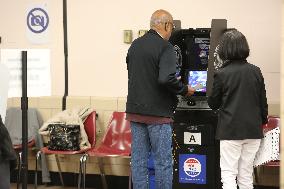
[27,8,49,33]
[183,158,202,177]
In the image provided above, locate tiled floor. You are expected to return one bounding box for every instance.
[10,183,93,189]
[10,183,279,189]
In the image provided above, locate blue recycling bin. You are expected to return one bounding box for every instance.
[148,151,155,189]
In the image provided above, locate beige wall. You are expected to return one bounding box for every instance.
[0,0,64,95]
[0,0,282,103]
[0,0,282,184]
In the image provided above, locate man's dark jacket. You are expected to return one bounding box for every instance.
[208,60,268,140]
[126,29,188,118]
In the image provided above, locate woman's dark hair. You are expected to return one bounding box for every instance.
[217,29,250,61]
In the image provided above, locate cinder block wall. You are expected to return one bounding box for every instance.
[7,96,129,176]
[7,96,280,184]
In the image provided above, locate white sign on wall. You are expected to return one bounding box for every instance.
[0,49,51,97]
[0,64,10,122]
[26,3,49,44]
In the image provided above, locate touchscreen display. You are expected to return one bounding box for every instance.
[188,71,207,92]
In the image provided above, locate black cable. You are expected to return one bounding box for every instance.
[62,0,68,110]
[21,51,28,189]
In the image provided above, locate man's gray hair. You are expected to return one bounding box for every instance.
[150,14,171,28]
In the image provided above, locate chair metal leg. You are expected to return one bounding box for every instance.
[78,156,83,189]
[55,154,65,186]
[128,160,132,189]
[254,167,258,183]
[78,154,88,189]
[83,154,88,189]
[35,151,41,189]
[98,157,108,189]
[17,152,22,189]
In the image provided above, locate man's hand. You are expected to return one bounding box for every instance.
[186,85,195,96]
[194,82,204,91]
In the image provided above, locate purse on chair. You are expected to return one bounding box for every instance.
[48,123,80,151]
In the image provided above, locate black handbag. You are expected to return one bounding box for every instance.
[48,123,80,151]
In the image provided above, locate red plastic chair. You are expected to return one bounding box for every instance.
[262,116,280,133]
[254,116,280,183]
[13,139,36,189]
[82,111,132,189]
[34,111,97,188]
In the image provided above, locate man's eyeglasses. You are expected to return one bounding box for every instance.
[167,22,176,30]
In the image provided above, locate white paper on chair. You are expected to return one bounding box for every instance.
[253,127,280,167]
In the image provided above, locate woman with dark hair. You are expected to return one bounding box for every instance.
[208,29,268,189]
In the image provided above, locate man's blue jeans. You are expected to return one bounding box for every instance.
[130,122,173,189]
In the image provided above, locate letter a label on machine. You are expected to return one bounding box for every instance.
[184,132,201,145]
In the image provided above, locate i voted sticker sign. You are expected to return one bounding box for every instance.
[179,154,206,184]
